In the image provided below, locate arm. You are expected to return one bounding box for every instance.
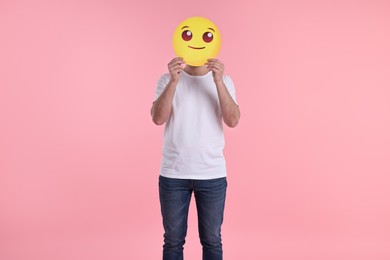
[151,57,184,125]
[215,80,240,128]
[206,59,240,128]
[151,79,178,125]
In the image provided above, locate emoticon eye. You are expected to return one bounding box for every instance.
[182,30,192,41]
[203,32,213,43]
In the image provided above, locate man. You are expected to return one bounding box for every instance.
[151,57,240,260]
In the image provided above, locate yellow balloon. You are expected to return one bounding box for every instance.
[172,16,221,66]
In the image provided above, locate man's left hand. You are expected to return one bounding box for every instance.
[206,58,224,84]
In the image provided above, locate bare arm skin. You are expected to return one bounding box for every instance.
[215,80,241,128]
[151,58,184,125]
[206,59,240,128]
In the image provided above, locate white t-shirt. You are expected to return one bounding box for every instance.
[154,70,238,180]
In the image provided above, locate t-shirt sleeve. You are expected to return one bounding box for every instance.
[154,73,170,102]
[223,75,238,105]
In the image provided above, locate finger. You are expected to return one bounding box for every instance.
[206,62,223,69]
[208,64,222,71]
[173,63,185,69]
[212,62,222,69]
[207,59,223,66]
[208,66,219,72]
[169,61,184,69]
[171,57,184,62]
[173,67,184,74]
[206,61,217,67]
[205,60,216,65]
[169,62,185,70]
[208,59,223,66]
[207,66,219,72]
[169,58,184,67]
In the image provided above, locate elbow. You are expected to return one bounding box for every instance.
[151,106,165,125]
[224,109,240,128]
[152,114,166,125]
[224,117,240,128]
[225,119,239,128]
[152,110,166,125]
[225,109,240,128]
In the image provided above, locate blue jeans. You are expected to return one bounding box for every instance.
[159,175,227,260]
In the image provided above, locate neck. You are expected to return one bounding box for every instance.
[184,65,209,76]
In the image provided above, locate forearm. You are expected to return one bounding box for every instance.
[151,79,178,125]
[215,81,240,128]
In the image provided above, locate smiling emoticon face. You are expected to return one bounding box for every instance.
[172,16,221,66]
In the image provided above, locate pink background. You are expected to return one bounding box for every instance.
[1,0,390,259]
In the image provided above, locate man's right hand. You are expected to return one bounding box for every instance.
[168,57,185,82]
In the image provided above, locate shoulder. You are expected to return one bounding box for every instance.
[158,73,170,83]
[157,73,171,87]
[222,74,234,85]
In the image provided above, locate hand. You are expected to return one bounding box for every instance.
[168,57,185,82]
[206,58,224,84]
